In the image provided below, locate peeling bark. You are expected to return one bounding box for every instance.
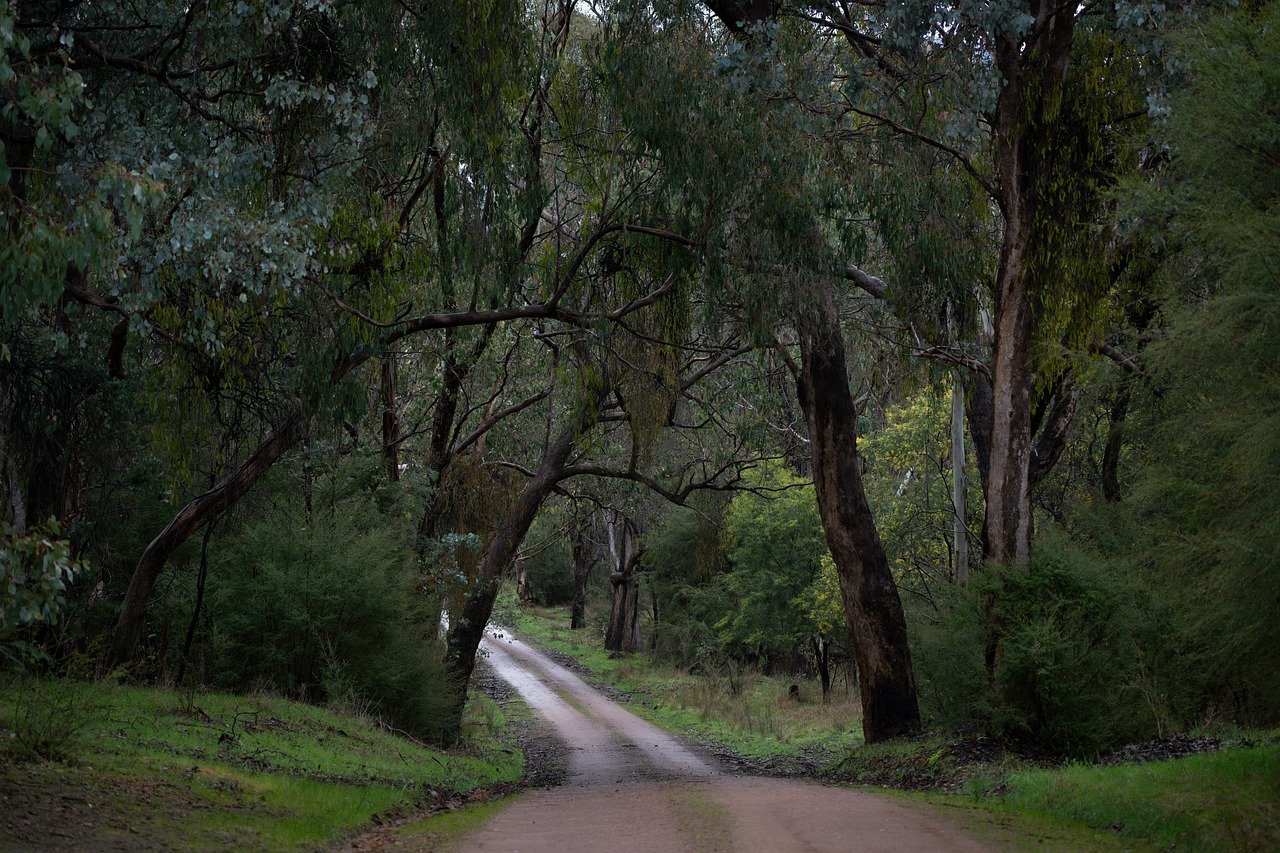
[604,511,642,654]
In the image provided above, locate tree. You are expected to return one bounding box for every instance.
[570,517,599,630]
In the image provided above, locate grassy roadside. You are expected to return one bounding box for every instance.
[0,677,523,850]
[509,600,1280,851]
[507,599,863,766]
[984,743,1280,850]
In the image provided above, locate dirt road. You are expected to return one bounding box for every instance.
[460,630,988,852]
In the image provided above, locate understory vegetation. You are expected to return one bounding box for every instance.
[510,595,864,765]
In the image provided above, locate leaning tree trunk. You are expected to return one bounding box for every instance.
[796,287,920,743]
[440,393,603,739]
[108,412,304,667]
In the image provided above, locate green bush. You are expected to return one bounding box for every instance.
[912,530,1152,757]
[204,499,457,742]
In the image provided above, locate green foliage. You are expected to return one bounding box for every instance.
[861,389,979,588]
[644,499,731,667]
[0,678,522,848]
[1118,1,1280,723]
[719,465,828,662]
[912,530,1150,757]
[0,5,156,323]
[0,520,84,630]
[204,499,456,741]
[988,743,1280,850]
[523,539,574,607]
[986,533,1147,756]
[795,555,844,640]
[1025,30,1145,380]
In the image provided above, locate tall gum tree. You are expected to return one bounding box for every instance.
[696,0,922,741]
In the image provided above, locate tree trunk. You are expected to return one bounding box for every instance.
[176,518,216,686]
[796,287,920,743]
[570,521,595,630]
[603,511,642,654]
[1101,389,1128,502]
[951,377,970,586]
[380,353,400,482]
[982,221,1036,567]
[440,392,603,739]
[982,5,1078,681]
[813,637,832,703]
[2,454,26,531]
[625,582,641,654]
[515,557,533,605]
[108,412,304,667]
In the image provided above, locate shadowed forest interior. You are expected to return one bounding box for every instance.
[2,0,1278,849]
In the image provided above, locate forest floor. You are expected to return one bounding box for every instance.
[507,604,1280,851]
[0,678,523,849]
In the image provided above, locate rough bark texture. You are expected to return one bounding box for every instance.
[983,222,1036,566]
[570,522,596,630]
[982,4,1077,568]
[796,288,920,743]
[440,393,603,737]
[108,412,304,667]
[604,511,642,654]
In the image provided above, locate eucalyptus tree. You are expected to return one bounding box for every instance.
[784,1,1162,569]
[588,0,924,740]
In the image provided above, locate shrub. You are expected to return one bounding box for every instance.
[911,529,1152,757]
[523,539,574,606]
[203,500,457,741]
[2,678,104,762]
[0,521,84,631]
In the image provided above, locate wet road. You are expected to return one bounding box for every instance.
[460,629,989,852]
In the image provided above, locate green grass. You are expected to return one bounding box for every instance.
[507,600,863,764]
[510,599,1280,851]
[395,795,520,848]
[978,742,1280,850]
[0,676,522,850]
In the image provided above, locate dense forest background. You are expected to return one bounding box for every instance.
[1,0,1277,759]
